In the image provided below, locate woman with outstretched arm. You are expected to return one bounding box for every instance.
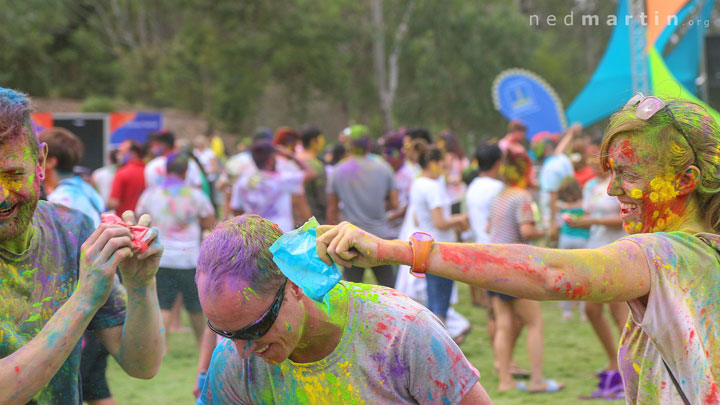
[317,95,720,404]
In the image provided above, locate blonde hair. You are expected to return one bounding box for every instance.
[600,98,720,232]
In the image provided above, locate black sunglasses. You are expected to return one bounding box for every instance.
[206,279,288,340]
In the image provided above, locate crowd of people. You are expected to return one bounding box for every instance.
[89,114,627,400]
[2,84,719,404]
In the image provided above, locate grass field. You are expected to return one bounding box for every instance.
[106,283,623,404]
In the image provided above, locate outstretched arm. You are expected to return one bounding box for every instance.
[317,222,650,302]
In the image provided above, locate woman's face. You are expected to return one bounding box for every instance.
[606,135,690,234]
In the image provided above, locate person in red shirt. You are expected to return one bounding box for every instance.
[108,140,146,215]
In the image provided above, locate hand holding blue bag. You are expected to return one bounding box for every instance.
[269,217,342,302]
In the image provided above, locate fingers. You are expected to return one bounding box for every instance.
[142,227,159,246]
[316,225,333,237]
[110,246,134,266]
[90,225,132,259]
[137,213,152,227]
[98,235,134,264]
[325,223,355,267]
[136,240,163,261]
[121,210,137,226]
[316,226,339,265]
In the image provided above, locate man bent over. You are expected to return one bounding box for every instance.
[196,215,489,404]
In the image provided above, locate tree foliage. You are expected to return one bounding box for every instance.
[0,0,614,142]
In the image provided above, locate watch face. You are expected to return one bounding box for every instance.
[412,232,434,242]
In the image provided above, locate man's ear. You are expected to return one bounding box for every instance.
[37,142,49,180]
[676,165,701,196]
[287,280,305,299]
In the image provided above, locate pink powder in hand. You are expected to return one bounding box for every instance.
[101,213,150,252]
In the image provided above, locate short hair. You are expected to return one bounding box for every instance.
[414,140,444,169]
[251,140,275,169]
[475,143,502,172]
[0,87,39,158]
[196,215,285,298]
[330,143,346,165]
[499,150,533,186]
[508,120,527,133]
[124,140,145,158]
[406,127,432,144]
[166,152,189,175]
[273,126,300,147]
[151,130,175,148]
[39,127,84,173]
[300,124,322,148]
[557,176,583,203]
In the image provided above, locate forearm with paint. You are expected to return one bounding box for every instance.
[0,292,100,404]
[114,280,164,379]
[379,238,650,302]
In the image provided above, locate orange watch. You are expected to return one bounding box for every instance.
[409,232,434,278]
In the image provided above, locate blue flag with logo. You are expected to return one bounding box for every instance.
[492,69,567,140]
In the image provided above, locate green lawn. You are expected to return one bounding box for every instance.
[107,283,621,404]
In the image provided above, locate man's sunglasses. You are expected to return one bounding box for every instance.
[624,93,697,164]
[206,279,288,341]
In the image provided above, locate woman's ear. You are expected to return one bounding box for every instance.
[676,165,701,196]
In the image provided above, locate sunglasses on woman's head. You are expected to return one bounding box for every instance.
[206,279,288,341]
[624,93,697,163]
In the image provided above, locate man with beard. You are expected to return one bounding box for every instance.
[0,88,164,404]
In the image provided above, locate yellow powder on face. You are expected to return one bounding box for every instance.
[631,189,643,199]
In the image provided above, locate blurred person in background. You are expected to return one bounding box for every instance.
[438,130,469,215]
[466,143,504,307]
[298,124,327,223]
[570,139,595,188]
[230,140,315,231]
[91,148,118,205]
[107,139,145,216]
[136,153,216,352]
[556,177,589,322]
[534,124,581,243]
[327,124,398,287]
[409,142,470,324]
[487,150,563,393]
[273,126,313,228]
[381,130,409,236]
[144,130,204,189]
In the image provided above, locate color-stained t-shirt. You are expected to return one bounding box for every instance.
[200,282,480,404]
[230,169,304,232]
[619,232,720,404]
[136,178,215,269]
[328,155,396,239]
[48,176,105,228]
[0,201,127,404]
[488,187,535,244]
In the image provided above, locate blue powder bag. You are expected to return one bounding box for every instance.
[269,217,342,302]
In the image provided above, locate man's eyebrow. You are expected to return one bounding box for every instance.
[0,166,26,172]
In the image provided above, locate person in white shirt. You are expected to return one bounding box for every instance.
[409,142,469,324]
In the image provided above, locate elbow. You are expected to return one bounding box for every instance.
[125,364,160,380]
